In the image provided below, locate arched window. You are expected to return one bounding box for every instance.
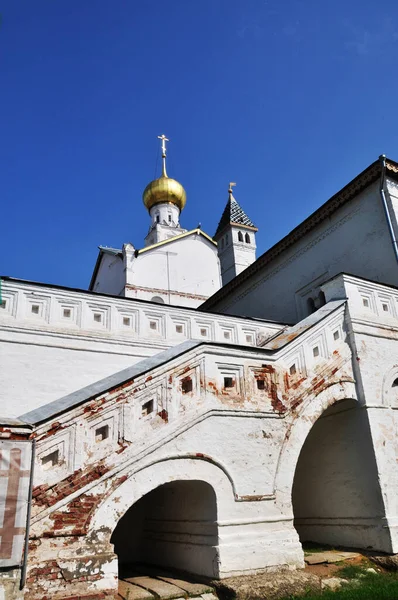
[238,231,243,242]
[151,296,165,304]
[155,213,160,224]
[168,214,172,223]
[245,233,251,244]
[307,297,316,315]
[318,291,326,307]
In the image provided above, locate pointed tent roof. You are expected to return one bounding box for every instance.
[215,191,257,237]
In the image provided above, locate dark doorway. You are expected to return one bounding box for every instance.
[111,480,219,579]
[292,399,388,551]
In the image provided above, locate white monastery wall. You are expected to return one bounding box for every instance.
[207,181,398,323]
[125,234,222,307]
[0,278,282,418]
[91,251,124,296]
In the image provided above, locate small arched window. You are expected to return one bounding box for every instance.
[151,296,165,304]
[307,297,316,315]
[245,233,251,244]
[392,378,398,388]
[168,214,172,223]
[318,291,326,307]
[238,231,243,242]
[155,213,160,223]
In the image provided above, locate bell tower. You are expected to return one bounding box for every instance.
[214,183,258,286]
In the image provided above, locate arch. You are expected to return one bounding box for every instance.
[382,366,398,407]
[155,213,160,223]
[245,232,250,244]
[151,295,164,304]
[307,297,316,315]
[274,380,357,512]
[238,231,243,242]
[318,290,326,307]
[291,396,387,550]
[111,480,218,578]
[90,456,235,541]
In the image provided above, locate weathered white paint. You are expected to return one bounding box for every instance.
[0,278,283,418]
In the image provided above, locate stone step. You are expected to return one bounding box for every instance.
[119,580,156,600]
[124,576,187,599]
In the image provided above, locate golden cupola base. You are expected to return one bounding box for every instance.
[142,134,186,213]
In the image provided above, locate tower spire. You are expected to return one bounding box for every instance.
[157,134,169,177]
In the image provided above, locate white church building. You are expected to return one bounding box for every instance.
[2,146,398,600]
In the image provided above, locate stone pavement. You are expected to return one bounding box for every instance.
[118,566,216,600]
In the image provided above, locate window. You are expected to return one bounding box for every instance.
[393,378,398,388]
[31,304,40,315]
[151,296,164,304]
[168,214,172,223]
[245,233,250,244]
[41,449,59,469]
[156,214,160,223]
[333,330,340,341]
[238,231,243,242]
[200,328,207,337]
[176,324,183,334]
[63,308,71,318]
[313,346,320,358]
[94,313,102,323]
[307,297,316,315]
[289,364,297,375]
[363,298,369,308]
[149,320,157,330]
[123,317,131,327]
[181,377,193,394]
[224,377,234,388]
[256,379,265,390]
[141,399,154,417]
[224,331,230,339]
[383,303,389,312]
[95,425,109,442]
[246,334,253,344]
[318,291,326,307]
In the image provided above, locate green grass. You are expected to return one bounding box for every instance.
[283,568,398,599]
[302,542,335,555]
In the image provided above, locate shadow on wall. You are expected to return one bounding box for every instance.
[292,399,390,552]
[111,480,219,579]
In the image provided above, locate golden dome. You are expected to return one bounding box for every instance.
[143,175,186,212]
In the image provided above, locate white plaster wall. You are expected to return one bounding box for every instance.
[91,252,124,296]
[0,279,282,418]
[208,182,398,322]
[126,234,222,308]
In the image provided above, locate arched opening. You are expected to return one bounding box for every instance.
[245,232,250,244]
[151,296,165,304]
[318,290,326,307]
[292,399,387,551]
[238,231,243,242]
[111,480,219,579]
[307,297,316,314]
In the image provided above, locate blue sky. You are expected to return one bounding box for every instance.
[2,0,398,289]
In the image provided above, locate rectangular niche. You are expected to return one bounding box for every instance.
[88,410,120,451]
[0,290,18,318]
[219,324,236,343]
[144,311,165,337]
[57,299,82,327]
[26,294,51,322]
[195,320,214,340]
[242,330,256,345]
[171,317,190,338]
[217,363,244,396]
[87,303,110,329]
[118,308,139,333]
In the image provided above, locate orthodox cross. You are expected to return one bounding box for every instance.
[158,134,169,158]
